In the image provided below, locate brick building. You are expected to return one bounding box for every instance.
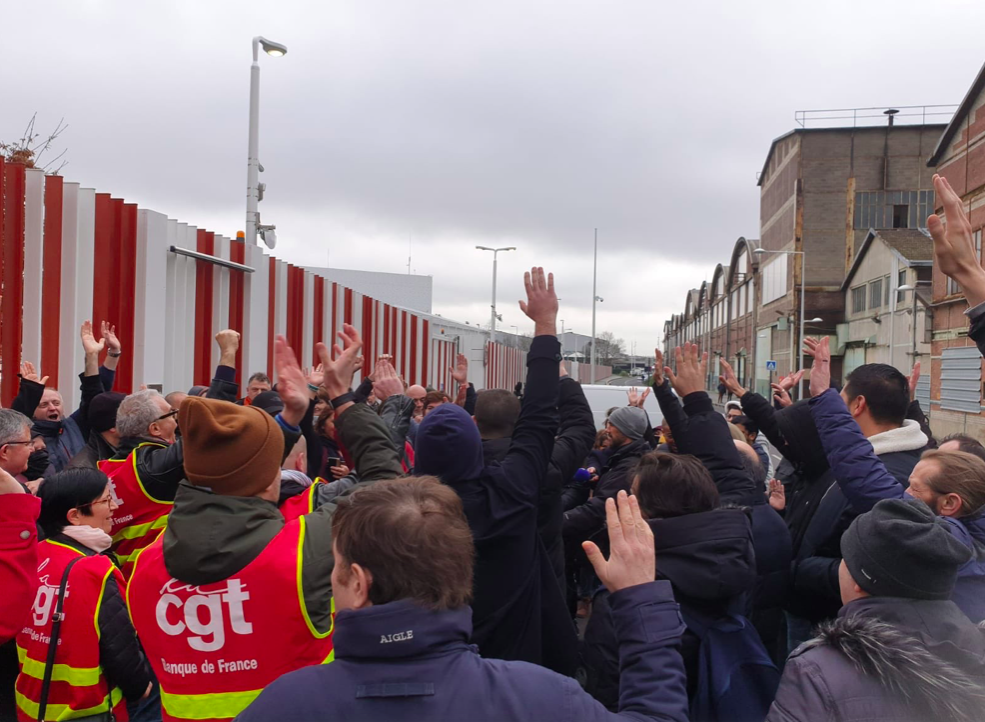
[926,62,985,438]
[664,113,945,398]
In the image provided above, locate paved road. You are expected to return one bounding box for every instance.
[607,376,650,386]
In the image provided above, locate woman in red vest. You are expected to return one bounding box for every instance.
[15,468,153,721]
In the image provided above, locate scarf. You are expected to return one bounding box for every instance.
[61,524,113,553]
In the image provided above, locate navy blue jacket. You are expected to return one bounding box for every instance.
[236,582,689,722]
[810,388,985,622]
[415,335,577,673]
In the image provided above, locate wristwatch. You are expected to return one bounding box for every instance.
[330,392,357,409]
[107,350,122,358]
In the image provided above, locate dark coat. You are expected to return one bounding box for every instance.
[67,429,118,470]
[236,581,690,722]
[563,437,651,541]
[415,335,578,674]
[32,370,112,473]
[767,597,985,722]
[810,388,985,622]
[581,509,756,708]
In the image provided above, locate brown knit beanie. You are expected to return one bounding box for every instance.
[178,397,284,496]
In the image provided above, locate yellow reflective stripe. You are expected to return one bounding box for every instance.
[16,686,122,721]
[296,516,334,640]
[103,443,175,506]
[161,688,262,720]
[16,648,102,687]
[92,565,115,640]
[111,514,168,542]
[43,540,85,557]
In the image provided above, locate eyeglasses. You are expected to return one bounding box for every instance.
[156,409,179,422]
[3,440,33,449]
[78,497,114,511]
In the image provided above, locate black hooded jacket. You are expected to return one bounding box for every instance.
[581,508,756,707]
[415,335,578,675]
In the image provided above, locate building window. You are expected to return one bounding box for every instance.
[761,254,788,305]
[854,190,936,230]
[897,268,907,303]
[948,276,961,296]
[869,278,883,310]
[976,229,982,261]
[884,275,890,307]
[852,285,867,315]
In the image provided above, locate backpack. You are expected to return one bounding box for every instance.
[680,605,780,722]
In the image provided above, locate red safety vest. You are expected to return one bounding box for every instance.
[127,517,334,722]
[98,443,174,578]
[15,540,128,721]
[278,478,328,522]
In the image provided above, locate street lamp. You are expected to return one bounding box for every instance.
[476,246,516,345]
[754,247,808,398]
[246,35,288,249]
[896,282,932,367]
[591,228,601,383]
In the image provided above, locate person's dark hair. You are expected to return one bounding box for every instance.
[248,372,271,385]
[37,468,110,538]
[594,429,611,450]
[333,476,474,610]
[314,388,334,438]
[632,452,719,519]
[940,434,985,464]
[474,390,521,438]
[919,449,985,518]
[732,415,759,438]
[843,364,909,426]
[423,391,449,408]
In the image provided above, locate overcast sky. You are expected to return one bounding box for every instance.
[4,0,984,355]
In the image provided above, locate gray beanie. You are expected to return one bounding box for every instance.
[841,498,972,600]
[607,406,648,442]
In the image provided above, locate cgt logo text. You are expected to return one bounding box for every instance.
[155,578,253,652]
[380,630,414,644]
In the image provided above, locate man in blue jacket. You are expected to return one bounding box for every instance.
[236,482,689,722]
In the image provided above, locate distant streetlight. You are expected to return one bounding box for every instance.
[754,247,809,398]
[476,246,516,345]
[246,35,288,249]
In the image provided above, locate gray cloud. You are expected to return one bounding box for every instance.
[3,0,984,354]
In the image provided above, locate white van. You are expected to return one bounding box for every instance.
[579,384,665,431]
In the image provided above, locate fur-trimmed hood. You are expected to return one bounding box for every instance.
[798,604,985,722]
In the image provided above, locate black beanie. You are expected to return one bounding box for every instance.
[88,392,126,434]
[842,498,972,600]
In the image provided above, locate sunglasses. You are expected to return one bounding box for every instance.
[156,409,179,422]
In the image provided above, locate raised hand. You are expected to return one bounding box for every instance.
[373,359,404,401]
[665,343,708,399]
[718,358,747,398]
[450,353,469,385]
[778,369,804,392]
[101,321,121,354]
[768,479,786,512]
[582,491,655,593]
[274,336,309,427]
[627,387,641,407]
[306,363,325,389]
[316,324,364,400]
[518,267,558,337]
[20,361,48,386]
[908,361,921,402]
[215,329,240,367]
[771,383,793,408]
[928,173,985,307]
[805,336,831,398]
[80,320,105,357]
[638,387,651,408]
[652,349,665,387]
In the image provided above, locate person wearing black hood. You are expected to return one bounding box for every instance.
[414,267,579,676]
[31,321,118,474]
[67,391,126,470]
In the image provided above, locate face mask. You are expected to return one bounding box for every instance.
[25,448,50,480]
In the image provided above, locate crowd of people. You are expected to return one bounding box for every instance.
[2,172,985,721]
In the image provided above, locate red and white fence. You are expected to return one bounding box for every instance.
[0,160,525,406]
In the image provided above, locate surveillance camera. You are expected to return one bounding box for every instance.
[259,225,277,250]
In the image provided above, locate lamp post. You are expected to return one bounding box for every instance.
[754,247,808,398]
[897,281,932,367]
[246,36,288,249]
[476,246,516,346]
[591,229,603,383]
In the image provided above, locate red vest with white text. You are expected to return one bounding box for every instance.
[98,443,174,578]
[15,540,128,721]
[127,517,334,722]
[278,478,328,522]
